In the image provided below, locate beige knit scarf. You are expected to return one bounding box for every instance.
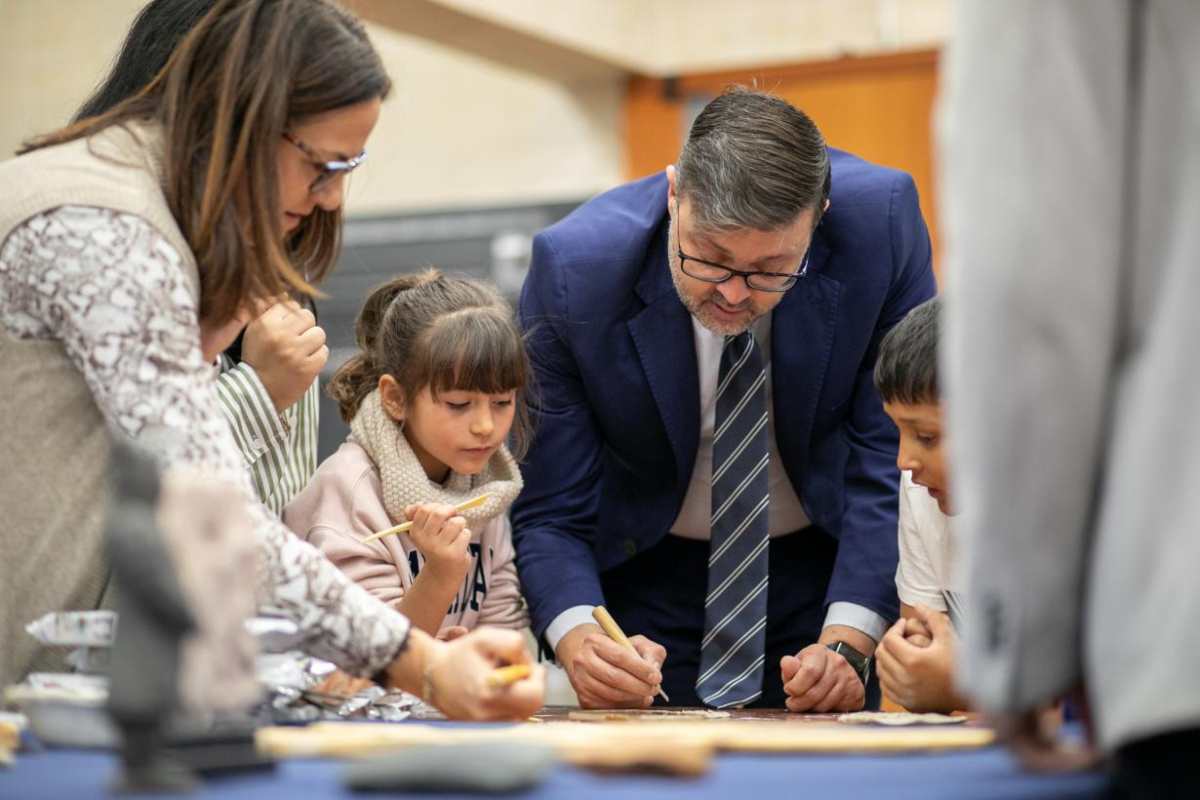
[349,388,523,526]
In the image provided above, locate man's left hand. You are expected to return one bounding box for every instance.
[781,643,866,713]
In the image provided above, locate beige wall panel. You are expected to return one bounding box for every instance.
[347,22,624,213]
[1,1,947,214]
[0,2,623,213]
[427,0,950,75]
[0,0,146,158]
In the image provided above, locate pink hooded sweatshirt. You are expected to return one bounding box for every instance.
[283,440,528,633]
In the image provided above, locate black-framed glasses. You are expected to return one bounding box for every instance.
[282,132,367,194]
[673,203,810,293]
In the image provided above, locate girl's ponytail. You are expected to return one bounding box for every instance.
[331,267,531,453]
[327,271,435,422]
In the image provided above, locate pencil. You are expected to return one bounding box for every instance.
[361,493,494,544]
[485,664,533,689]
[592,606,671,704]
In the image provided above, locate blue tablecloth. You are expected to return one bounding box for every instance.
[0,735,1108,799]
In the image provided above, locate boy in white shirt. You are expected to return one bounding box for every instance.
[872,298,968,712]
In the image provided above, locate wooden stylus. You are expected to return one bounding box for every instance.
[361,493,493,544]
[592,606,670,703]
[485,664,533,689]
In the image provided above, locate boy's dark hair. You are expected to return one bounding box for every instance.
[874,297,940,405]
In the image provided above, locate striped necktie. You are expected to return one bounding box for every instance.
[696,331,770,708]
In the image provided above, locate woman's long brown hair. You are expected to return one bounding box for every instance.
[20,0,390,327]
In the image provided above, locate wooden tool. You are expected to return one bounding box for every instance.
[591,606,670,704]
[257,721,714,776]
[567,708,729,722]
[256,718,995,776]
[362,493,493,544]
[0,719,18,766]
[486,664,533,689]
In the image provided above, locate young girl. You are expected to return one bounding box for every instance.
[284,269,531,637]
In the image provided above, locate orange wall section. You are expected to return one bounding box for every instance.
[624,50,942,278]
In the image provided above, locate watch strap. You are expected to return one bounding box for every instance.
[827,641,872,686]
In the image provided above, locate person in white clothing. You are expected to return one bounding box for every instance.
[870,298,968,713]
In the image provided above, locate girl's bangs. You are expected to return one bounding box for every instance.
[423,312,527,397]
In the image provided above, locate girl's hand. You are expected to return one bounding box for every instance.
[404,502,473,584]
[437,625,470,641]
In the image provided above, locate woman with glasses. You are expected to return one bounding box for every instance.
[0,0,543,719]
[75,0,342,520]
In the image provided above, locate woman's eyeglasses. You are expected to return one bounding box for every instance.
[282,132,367,194]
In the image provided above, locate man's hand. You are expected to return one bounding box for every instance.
[555,623,667,708]
[781,641,866,713]
[404,503,473,585]
[241,299,328,413]
[387,627,545,721]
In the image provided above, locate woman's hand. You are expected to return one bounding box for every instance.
[386,627,544,721]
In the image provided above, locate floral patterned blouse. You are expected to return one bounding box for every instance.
[0,205,410,675]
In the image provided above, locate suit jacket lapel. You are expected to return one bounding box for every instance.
[627,223,701,488]
[772,235,840,484]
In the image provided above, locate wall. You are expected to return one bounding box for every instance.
[0,0,147,158]
[427,0,949,75]
[347,23,622,214]
[0,1,949,215]
[0,0,622,214]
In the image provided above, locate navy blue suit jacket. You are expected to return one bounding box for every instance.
[513,150,936,638]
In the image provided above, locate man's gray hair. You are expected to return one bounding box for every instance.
[676,86,830,232]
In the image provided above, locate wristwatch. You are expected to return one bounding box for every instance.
[827,641,872,686]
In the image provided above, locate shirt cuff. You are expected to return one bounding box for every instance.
[544,605,598,652]
[823,602,889,643]
[214,361,290,464]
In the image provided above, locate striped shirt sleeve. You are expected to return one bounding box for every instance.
[215,357,320,516]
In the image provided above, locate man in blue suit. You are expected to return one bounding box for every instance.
[513,88,935,710]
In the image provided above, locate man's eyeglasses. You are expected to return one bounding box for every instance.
[282,132,367,194]
[673,203,810,293]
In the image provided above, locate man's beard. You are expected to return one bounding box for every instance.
[668,257,758,336]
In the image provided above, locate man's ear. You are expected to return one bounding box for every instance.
[666,164,677,208]
[378,374,406,422]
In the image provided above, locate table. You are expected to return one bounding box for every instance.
[0,722,1109,800]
